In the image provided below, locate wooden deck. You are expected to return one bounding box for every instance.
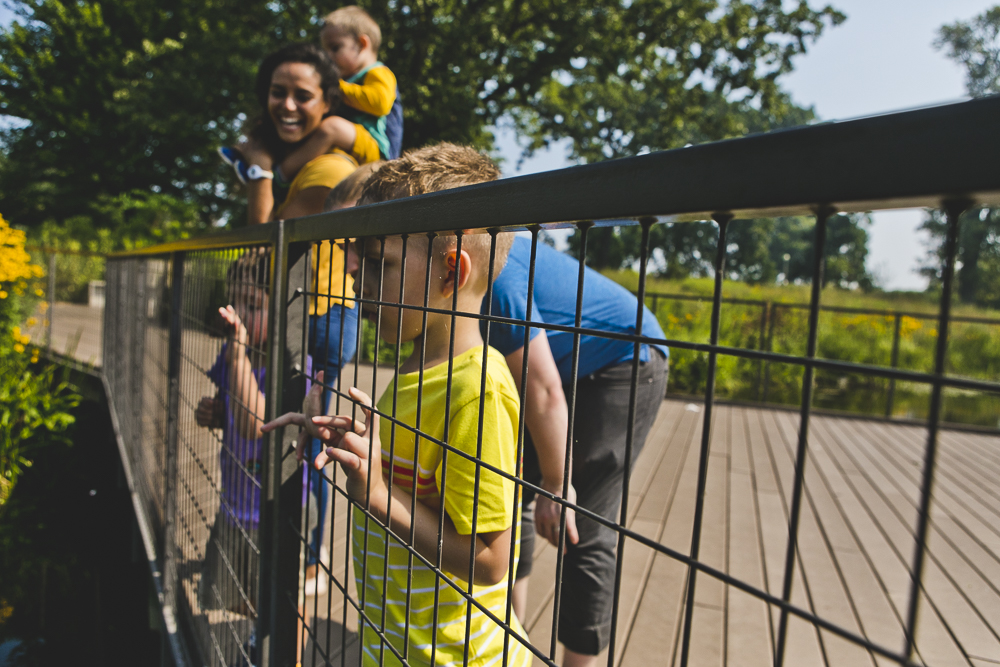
[60,306,999,666]
[298,378,1000,667]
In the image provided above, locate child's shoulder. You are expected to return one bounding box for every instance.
[449,345,518,408]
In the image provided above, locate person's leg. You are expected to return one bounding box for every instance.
[512,432,540,624]
[557,350,668,660]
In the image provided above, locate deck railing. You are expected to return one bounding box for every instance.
[636,289,1000,419]
[101,97,1000,667]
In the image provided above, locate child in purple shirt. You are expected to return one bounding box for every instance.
[195,251,271,616]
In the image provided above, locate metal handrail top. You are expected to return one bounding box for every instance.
[109,96,1000,258]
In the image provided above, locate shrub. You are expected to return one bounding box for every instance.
[0,214,80,507]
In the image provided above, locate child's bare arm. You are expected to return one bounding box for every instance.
[220,305,267,439]
[241,139,276,225]
[277,117,357,181]
[263,387,513,586]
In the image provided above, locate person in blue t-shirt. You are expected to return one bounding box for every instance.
[484,235,668,666]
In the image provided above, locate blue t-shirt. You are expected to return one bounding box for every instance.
[483,236,668,383]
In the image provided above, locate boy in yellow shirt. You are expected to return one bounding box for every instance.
[264,144,531,667]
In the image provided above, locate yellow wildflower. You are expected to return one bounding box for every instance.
[35,289,45,297]
[13,343,23,353]
[26,317,37,327]
[11,326,20,338]
[0,291,6,299]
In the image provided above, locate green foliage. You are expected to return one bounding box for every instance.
[0,334,81,508]
[0,0,287,232]
[1,0,844,238]
[924,9,1000,309]
[359,318,413,366]
[920,207,1000,309]
[508,0,843,162]
[609,271,1000,427]
[569,214,874,288]
[936,5,1000,98]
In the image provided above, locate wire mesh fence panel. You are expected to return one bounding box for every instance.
[104,257,170,542]
[172,247,273,667]
[98,98,1000,667]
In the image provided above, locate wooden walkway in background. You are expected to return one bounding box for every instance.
[24,302,103,368]
[298,376,1000,667]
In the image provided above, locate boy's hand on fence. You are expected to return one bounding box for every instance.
[311,387,385,507]
[535,482,579,552]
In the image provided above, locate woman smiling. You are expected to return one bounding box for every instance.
[219,44,360,626]
[239,43,358,225]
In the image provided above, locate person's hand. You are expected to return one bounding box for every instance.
[312,387,384,505]
[219,305,248,357]
[195,396,224,429]
[534,482,579,552]
[263,387,384,507]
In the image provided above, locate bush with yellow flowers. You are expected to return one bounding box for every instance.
[0,214,80,508]
[0,213,45,329]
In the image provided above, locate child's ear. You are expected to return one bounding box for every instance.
[358,34,372,53]
[441,249,473,297]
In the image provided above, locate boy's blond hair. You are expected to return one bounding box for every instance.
[358,143,512,279]
[323,6,382,54]
[324,161,384,211]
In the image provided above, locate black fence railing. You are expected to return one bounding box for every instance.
[101,97,1000,667]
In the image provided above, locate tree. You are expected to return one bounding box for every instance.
[569,213,874,289]
[1,0,844,238]
[935,6,1000,98]
[0,0,301,240]
[921,6,1000,305]
[920,208,1000,307]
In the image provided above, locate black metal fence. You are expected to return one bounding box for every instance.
[101,97,1000,667]
[638,289,1000,420]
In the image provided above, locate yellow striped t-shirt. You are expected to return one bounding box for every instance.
[352,345,531,667]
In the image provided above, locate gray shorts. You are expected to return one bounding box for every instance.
[517,349,667,655]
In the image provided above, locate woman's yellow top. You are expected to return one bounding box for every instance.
[274,150,357,315]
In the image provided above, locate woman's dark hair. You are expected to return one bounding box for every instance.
[250,43,341,156]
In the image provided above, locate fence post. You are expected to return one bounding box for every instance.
[886,313,902,418]
[755,301,769,400]
[259,226,306,667]
[162,252,184,636]
[47,253,56,351]
[762,303,778,403]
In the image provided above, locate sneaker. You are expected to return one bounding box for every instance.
[218,146,250,184]
[303,571,328,597]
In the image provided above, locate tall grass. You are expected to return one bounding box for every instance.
[612,272,1000,428]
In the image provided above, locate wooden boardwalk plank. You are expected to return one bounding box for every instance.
[162,366,1000,667]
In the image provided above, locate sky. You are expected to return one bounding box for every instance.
[495,0,995,290]
[1,1,994,289]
